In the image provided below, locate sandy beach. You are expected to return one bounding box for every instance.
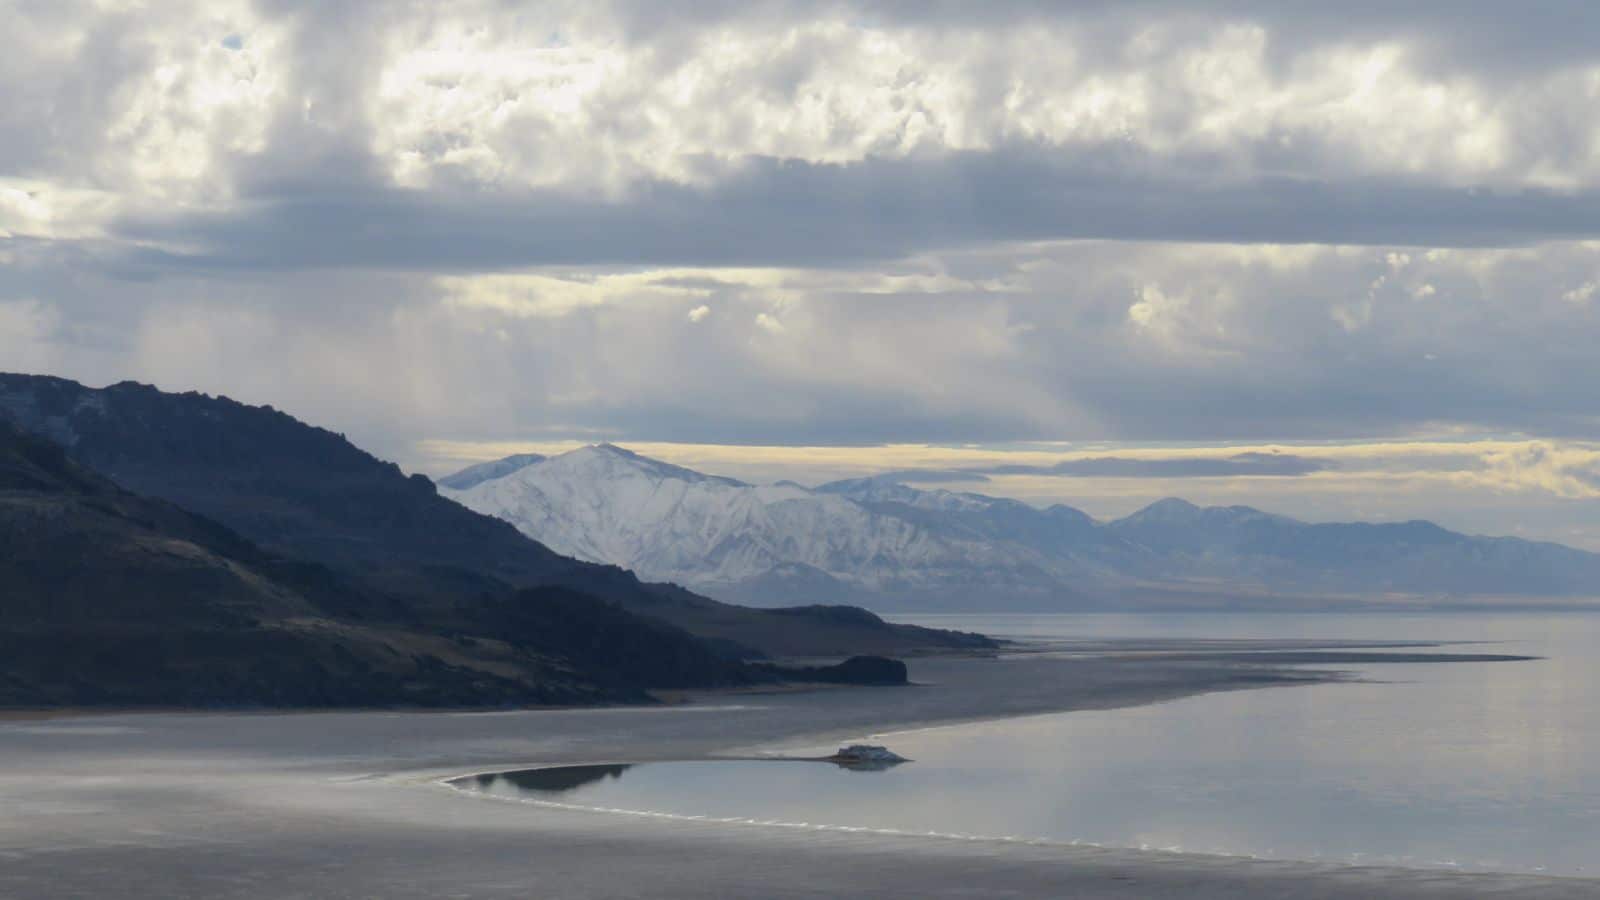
[1,646,1594,899]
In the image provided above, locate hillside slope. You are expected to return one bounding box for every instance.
[0,374,990,655]
[446,444,1060,605]
[0,420,751,707]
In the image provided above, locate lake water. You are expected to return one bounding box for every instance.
[453,612,1600,877]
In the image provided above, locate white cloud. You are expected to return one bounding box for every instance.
[8,1,1600,253]
[2,0,285,214]
[0,179,116,240]
[1127,283,1183,331]
[437,269,716,318]
[1465,442,1600,500]
[1562,280,1598,305]
[8,2,1600,549]
[350,6,1600,195]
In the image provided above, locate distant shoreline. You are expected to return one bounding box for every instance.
[419,641,1579,888]
[3,641,1586,898]
[0,636,1534,722]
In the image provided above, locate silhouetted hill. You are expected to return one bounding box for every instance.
[0,374,575,594]
[0,374,992,657]
[0,418,756,707]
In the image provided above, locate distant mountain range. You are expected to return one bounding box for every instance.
[443,444,1600,609]
[0,374,991,707]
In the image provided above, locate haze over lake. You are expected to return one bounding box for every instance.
[9,1,1600,896]
[457,612,1600,877]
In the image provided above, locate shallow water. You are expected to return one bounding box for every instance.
[454,612,1600,877]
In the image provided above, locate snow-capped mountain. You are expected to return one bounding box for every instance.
[442,445,1600,609]
[442,444,1061,606]
[436,453,546,490]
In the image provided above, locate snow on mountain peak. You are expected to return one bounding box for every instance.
[436,452,547,490]
[547,443,750,487]
[439,447,1600,608]
[440,446,1040,599]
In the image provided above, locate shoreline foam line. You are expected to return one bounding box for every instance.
[430,763,1591,880]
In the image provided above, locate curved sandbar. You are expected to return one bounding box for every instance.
[2,644,1587,898]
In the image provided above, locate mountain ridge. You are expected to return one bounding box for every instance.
[445,445,1600,608]
[446,443,1065,608]
[437,453,547,490]
[0,374,993,657]
[0,417,762,706]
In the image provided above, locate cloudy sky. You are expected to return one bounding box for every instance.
[5,1,1600,545]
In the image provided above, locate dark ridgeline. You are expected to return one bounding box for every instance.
[0,373,990,708]
[0,416,753,706]
[0,374,581,598]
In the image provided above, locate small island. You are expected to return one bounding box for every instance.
[826,744,910,770]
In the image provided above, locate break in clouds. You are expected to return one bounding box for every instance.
[3,0,1600,542]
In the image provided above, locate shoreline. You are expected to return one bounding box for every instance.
[436,764,1600,884]
[0,634,1498,723]
[409,656,1404,875]
[2,641,1589,898]
[417,643,1589,889]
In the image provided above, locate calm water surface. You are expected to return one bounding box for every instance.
[458,612,1600,877]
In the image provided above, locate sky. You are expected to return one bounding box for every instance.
[4,1,1600,545]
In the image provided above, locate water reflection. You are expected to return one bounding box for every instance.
[463,764,634,795]
[451,613,1600,879]
[827,757,905,772]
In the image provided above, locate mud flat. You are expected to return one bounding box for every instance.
[0,644,1591,898]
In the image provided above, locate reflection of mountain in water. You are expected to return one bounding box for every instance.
[470,764,633,795]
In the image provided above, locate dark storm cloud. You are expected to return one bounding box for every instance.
[9,0,1600,472]
[18,0,1600,276]
[110,148,1600,274]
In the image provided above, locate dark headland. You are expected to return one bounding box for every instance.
[0,373,988,710]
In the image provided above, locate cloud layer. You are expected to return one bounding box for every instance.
[3,1,1600,546]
